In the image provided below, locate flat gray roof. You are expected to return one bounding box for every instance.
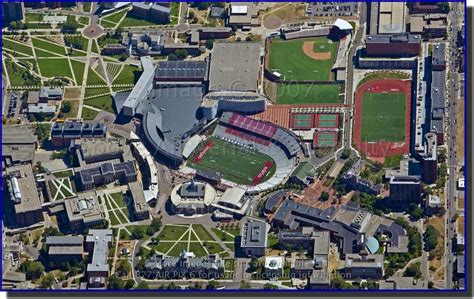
[49,246,84,255]
[432,43,446,65]
[209,42,261,92]
[2,125,37,145]
[155,60,208,81]
[46,236,84,246]
[122,56,155,116]
[6,164,42,214]
[240,219,268,248]
[366,33,421,44]
[86,229,113,273]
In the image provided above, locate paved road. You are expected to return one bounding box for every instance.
[343,2,366,153]
[445,1,463,290]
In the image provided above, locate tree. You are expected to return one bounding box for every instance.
[135,280,149,289]
[174,49,189,60]
[240,280,251,289]
[319,191,330,202]
[424,225,438,252]
[124,279,135,289]
[19,260,45,280]
[168,53,178,61]
[119,52,129,62]
[205,39,215,49]
[60,21,80,34]
[340,148,351,160]
[107,275,125,289]
[451,213,459,223]
[117,260,131,275]
[40,273,55,289]
[249,256,259,271]
[149,217,162,234]
[188,10,195,19]
[404,262,422,279]
[263,283,278,290]
[131,226,146,240]
[34,123,52,144]
[206,280,220,290]
[409,205,424,221]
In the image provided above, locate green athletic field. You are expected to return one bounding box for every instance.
[188,137,276,185]
[268,37,339,81]
[360,92,406,142]
[276,83,341,104]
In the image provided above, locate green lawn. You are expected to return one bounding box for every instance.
[151,241,175,254]
[188,242,208,257]
[84,87,111,98]
[59,100,79,119]
[27,23,53,29]
[268,37,339,81]
[276,83,341,104]
[70,60,86,84]
[110,192,126,208]
[112,64,141,85]
[91,40,100,54]
[34,48,62,58]
[84,95,114,113]
[212,228,236,243]
[25,12,43,22]
[167,242,189,256]
[192,224,214,241]
[83,2,91,12]
[2,38,34,56]
[52,169,73,178]
[4,60,41,86]
[188,137,276,186]
[360,92,406,142]
[158,225,189,241]
[102,8,128,24]
[78,16,90,26]
[109,212,120,226]
[81,107,100,120]
[32,38,66,56]
[202,241,225,255]
[86,67,107,85]
[37,58,73,79]
[119,12,162,27]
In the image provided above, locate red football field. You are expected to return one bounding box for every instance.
[353,79,412,161]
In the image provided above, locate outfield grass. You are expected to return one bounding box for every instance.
[37,58,73,79]
[70,60,85,84]
[112,64,141,85]
[2,38,34,56]
[188,137,276,186]
[276,83,341,104]
[32,38,66,56]
[84,95,114,113]
[361,92,406,142]
[268,37,338,81]
[81,107,100,120]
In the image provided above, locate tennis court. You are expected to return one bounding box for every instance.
[315,114,338,128]
[292,114,313,129]
[313,131,337,147]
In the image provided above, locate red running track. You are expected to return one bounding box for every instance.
[353,79,412,161]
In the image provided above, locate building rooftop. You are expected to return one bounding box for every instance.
[155,60,208,82]
[345,253,384,268]
[6,164,42,214]
[2,125,38,145]
[64,191,106,226]
[86,229,113,273]
[122,56,155,116]
[45,236,84,246]
[240,219,269,248]
[128,181,148,214]
[49,246,84,256]
[209,42,261,92]
[366,33,421,44]
[79,138,125,161]
[378,2,406,34]
[432,43,446,65]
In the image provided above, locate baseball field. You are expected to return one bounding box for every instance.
[188,137,276,186]
[360,92,406,142]
[268,37,339,81]
[276,83,341,104]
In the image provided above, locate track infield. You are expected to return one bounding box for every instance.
[188,137,276,186]
[353,79,411,160]
[267,37,338,81]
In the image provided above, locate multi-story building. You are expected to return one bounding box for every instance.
[51,122,106,148]
[130,2,170,24]
[240,219,269,257]
[85,230,113,284]
[409,14,447,38]
[76,161,137,191]
[2,1,23,24]
[2,125,38,167]
[128,181,150,221]
[389,175,422,204]
[6,164,44,227]
[365,34,422,57]
[45,236,84,263]
[421,132,438,184]
[343,253,384,279]
[64,191,106,231]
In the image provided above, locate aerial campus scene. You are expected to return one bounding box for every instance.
[0,0,467,293]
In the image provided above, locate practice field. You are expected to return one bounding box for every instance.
[276,83,341,104]
[360,92,406,142]
[188,137,276,186]
[268,37,339,81]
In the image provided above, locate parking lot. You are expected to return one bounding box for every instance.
[309,2,359,18]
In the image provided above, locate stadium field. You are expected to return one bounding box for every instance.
[188,137,276,186]
[276,83,341,104]
[360,92,406,142]
[268,37,338,81]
